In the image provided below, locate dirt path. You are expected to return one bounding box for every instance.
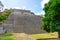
[14,33,36,40]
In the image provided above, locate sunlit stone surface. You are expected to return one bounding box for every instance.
[2,9,46,34]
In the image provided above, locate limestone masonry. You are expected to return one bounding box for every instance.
[0,9,46,34]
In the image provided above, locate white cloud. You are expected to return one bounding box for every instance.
[13,6,26,9]
[14,7,22,9]
[0,0,3,1]
[41,0,49,8]
[35,11,45,16]
[22,7,26,9]
[4,6,10,9]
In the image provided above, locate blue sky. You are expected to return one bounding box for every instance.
[0,0,49,15]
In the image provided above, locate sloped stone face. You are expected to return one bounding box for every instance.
[3,13,14,32]
[0,27,5,34]
[3,9,46,34]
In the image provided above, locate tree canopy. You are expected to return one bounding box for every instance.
[0,9,11,24]
[42,0,60,32]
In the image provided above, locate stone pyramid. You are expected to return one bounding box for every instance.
[2,9,46,34]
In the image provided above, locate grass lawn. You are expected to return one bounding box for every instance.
[0,32,58,40]
[0,33,15,40]
[29,32,58,39]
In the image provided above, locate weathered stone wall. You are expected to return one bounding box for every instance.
[3,13,14,32]
[0,27,5,34]
[2,9,46,34]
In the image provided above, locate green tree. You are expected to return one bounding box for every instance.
[42,0,60,33]
[0,9,11,24]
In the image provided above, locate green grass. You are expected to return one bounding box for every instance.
[0,37,14,40]
[29,32,58,39]
[0,32,58,40]
[0,33,15,40]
